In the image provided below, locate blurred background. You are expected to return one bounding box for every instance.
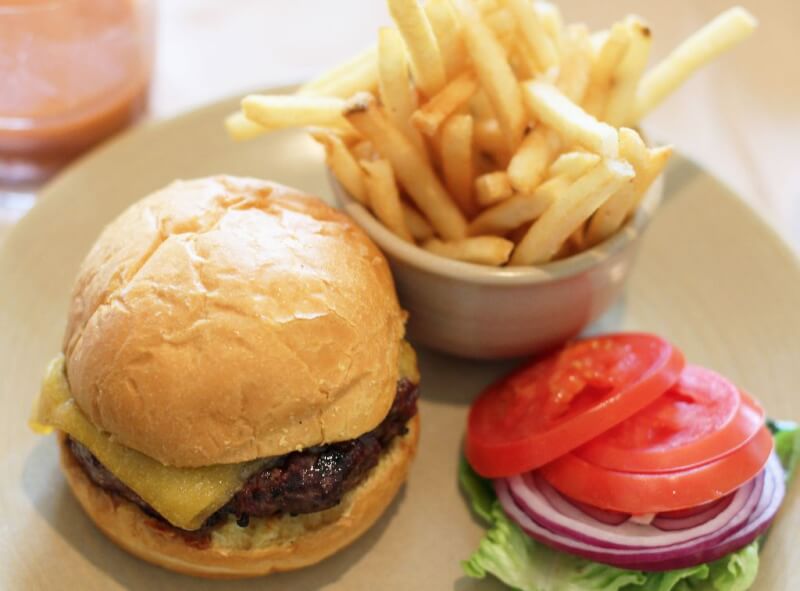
[1,0,797,249]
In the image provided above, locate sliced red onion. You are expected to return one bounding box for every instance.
[495,454,785,571]
[652,494,734,531]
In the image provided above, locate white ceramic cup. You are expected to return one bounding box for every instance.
[330,173,664,359]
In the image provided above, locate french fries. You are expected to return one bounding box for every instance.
[361,159,413,242]
[425,0,468,79]
[635,7,757,120]
[603,16,653,127]
[456,0,527,149]
[475,171,513,207]
[345,93,467,240]
[440,114,477,217]
[522,81,619,157]
[412,71,478,136]
[229,4,755,267]
[310,129,368,205]
[511,159,634,265]
[388,0,447,98]
[378,27,427,155]
[424,236,514,265]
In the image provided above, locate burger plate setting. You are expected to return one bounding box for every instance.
[0,1,798,591]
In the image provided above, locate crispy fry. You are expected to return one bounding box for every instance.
[582,22,631,117]
[507,126,561,193]
[456,0,527,149]
[505,0,559,70]
[632,145,672,211]
[548,151,601,179]
[425,0,468,79]
[242,94,351,130]
[412,71,478,136]
[534,1,564,51]
[468,175,568,236]
[557,25,593,103]
[522,80,619,157]
[361,159,413,241]
[298,46,378,98]
[439,114,477,217]
[310,129,368,205]
[475,171,513,207]
[345,92,467,239]
[635,7,757,120]
[603,16,652,127]
[424,236,514,265]
[510,158,634,265]
[378,27,428,155]
[402,202,435,241]
[225,111,269,141]
[473,118,511,167]
[387,0,447,98]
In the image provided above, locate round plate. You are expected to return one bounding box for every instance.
[1,91,798,590]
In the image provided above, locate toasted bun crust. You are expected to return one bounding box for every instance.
[62,176,405,467]
[59,415,419,578]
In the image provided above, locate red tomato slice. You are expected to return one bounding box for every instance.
[539,426,773,514]
[466,334,684,478]
[574,366,766,473]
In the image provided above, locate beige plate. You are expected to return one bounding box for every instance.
[1,90,799,591]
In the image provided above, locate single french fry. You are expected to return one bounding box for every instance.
[635,7,757,120]
[473,118,512,167]
[360,159,413,241]
[439,113,477,217]
[603,16,652,127]
[504,0,559,70]
[583,22,631,117]
[345,93,467,239]
[475,171,513,207]
[298,45,378,97]
[402,202,435,241]
[548,151,601,180]
[556,24,593,104]
[522,80,619,157]
[412,71,478,136]
[225,111,269,141]
[510,158,634,265]
[456,0,527,149]
[378,27,428,155]
[586,129,671,247]
[425,0,468,79]
[242,94,350,130]
[468,175,568,236]
[534,1,563,51]
[388,0,447,97]
[507,126,562,193]
[424,236,514,265]
[310,129,368,205]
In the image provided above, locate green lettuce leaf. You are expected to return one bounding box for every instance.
[460,420,799,591]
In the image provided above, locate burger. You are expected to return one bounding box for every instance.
[30,176,420,578]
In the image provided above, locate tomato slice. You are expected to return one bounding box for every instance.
[539,425,773,514]
[574,366,765,473]
[466,334,684,478]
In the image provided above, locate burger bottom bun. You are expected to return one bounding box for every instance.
[58,416,419,579]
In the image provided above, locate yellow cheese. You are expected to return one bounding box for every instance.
[30,355,264,531]
[30,344,418,531]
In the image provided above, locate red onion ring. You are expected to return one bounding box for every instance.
[496,454,784,571]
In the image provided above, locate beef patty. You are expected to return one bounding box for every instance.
[67,378,419,537]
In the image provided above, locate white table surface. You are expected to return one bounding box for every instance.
[3,0,798,252]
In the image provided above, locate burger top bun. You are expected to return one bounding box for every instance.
[63,176,405,467]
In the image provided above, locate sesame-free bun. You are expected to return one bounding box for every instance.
[62,176,406,467]
[59,415,419,578]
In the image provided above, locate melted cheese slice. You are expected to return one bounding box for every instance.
[30,344,418,531]
[30,355,264,531]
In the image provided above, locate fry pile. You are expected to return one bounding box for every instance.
[228,2,756,266]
